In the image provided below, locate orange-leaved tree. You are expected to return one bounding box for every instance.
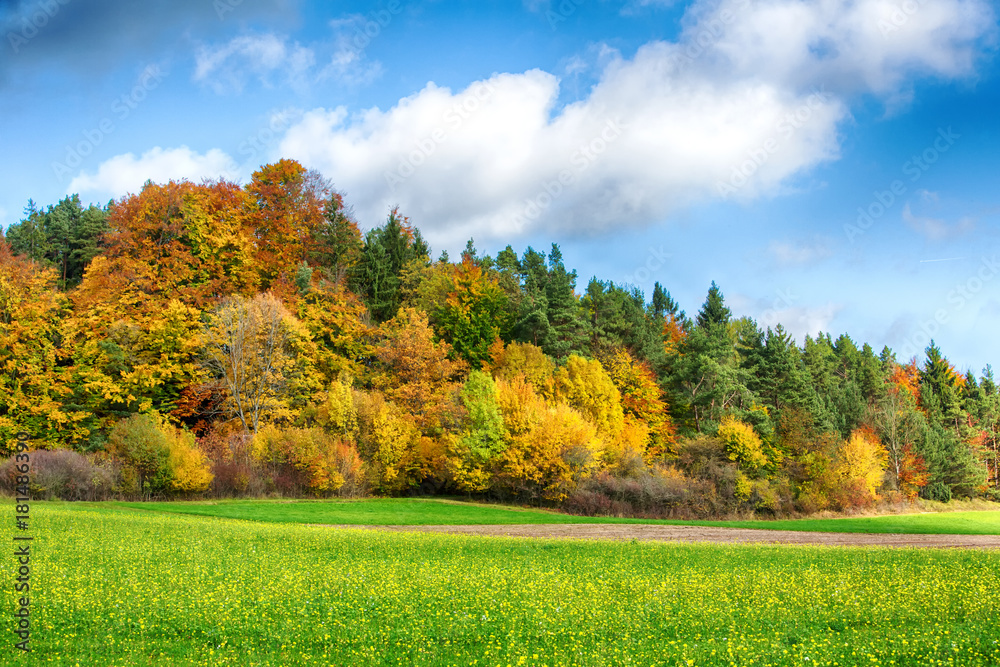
[599,347,676,458]
[372,307,468,434]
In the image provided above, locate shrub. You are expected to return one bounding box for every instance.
[166,427,213,494]
[564,467,720,519]
[199,426,263,497]
[496,402,602,502]
[253,425,366,497]
[717,415,768,471]
[106,413,171,496]
[0,449,116,501]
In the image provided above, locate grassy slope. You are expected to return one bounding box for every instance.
[109,497,1000,534]
[11,503,1000,666]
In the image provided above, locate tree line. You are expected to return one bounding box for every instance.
[1,159,996,515]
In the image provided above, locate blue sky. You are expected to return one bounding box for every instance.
[1,0,998,373]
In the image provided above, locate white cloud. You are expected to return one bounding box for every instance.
[769,304,843,342]
[193,16,394,94]
[733,289,842,341]
[902,203,975,240]
[194,33,316,94]
[68,147,236,199]
[274,0,992,248]
[768,238,835,266]
[279,57,847,249]
[702,0,995,97]
[320,16,385,86]
[81,0,993,250]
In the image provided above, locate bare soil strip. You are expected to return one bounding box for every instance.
[319,523,1000,549]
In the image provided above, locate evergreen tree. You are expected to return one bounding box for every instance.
[512,247,551,348]
[350,209,423,322]
[669,282,744,432]
[309,193,362,283]
[696,280,731,328]
[583,279,666,371]
[5,195,109,288]
[542,244,588,361]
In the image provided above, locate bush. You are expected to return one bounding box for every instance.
[923,481,953,503]
[253,425,366,497]
[198,427,264,497]
[0,449,116,501]
[563,467,721,519]
[717,416,767,471]
[107,413,171,496]
[166,427,213,494]
[107,413,212,498]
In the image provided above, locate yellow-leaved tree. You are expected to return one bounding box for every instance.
[252,424,363,496]
[493,376,603,501]
[552,354,624,444]
[203,292,321,433]
[833,428,888,507]
[0,242,81,450]
[599,348,676,458]
[166,426,214,494]
[717,415,768,472]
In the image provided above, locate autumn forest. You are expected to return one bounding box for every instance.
[1,159,997,517]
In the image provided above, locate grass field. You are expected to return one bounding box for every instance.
[5,503,1000,666]
[113,497,1000,534]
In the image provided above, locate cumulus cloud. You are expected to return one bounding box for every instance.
[702,0,995,97]
[194,33,316,94]
[273,0,992,247]
[902,203,975,240]
[68,147,236,199]
[193,15,391,94]
[0,0,297,85]
[279,56,847,248]
[768,238,835,266]
[73,0,996,249]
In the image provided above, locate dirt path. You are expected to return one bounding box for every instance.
[321,523,1000,549]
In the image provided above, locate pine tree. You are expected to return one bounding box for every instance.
[543,244,588,360]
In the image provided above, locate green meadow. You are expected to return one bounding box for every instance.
[114,496,1000,534]
[3,502,999,666]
